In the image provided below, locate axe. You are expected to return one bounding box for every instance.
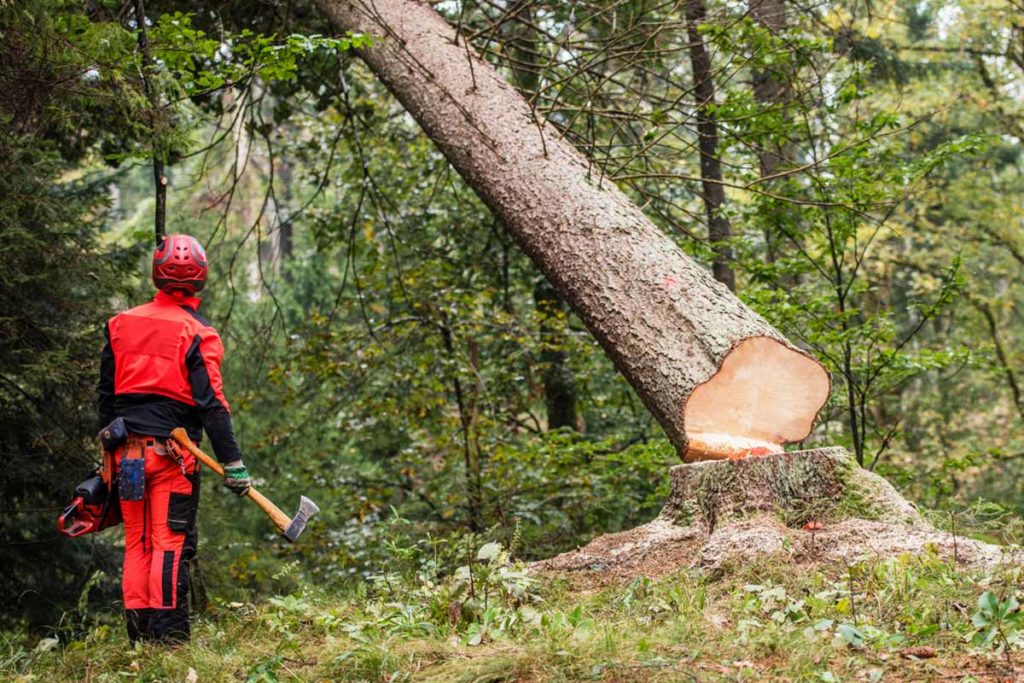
[170,428,319,542]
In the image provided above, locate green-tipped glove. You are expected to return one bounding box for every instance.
[222,461,251,496]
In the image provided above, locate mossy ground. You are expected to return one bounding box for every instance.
[4,552,1022,682]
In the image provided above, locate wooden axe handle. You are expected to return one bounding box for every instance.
[169,428,291,534]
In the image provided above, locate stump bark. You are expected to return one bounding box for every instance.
[536,449,1014,582]
[660,447,921,531]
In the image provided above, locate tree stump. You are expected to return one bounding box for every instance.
[536,448,1015,583]
[660,447,920,532]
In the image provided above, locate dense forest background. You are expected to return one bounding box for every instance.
[2,0,1023,637]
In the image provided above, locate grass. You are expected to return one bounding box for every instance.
[3,551,1022,682]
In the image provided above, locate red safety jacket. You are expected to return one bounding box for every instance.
[98,291,241,463]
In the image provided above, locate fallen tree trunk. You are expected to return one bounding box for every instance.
[315,0,830,458]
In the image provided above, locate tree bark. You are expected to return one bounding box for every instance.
[659,448,921,532]
[314,0,829,458]
[684,0,736,291]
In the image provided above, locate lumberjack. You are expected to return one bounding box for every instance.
[96,235,252,643]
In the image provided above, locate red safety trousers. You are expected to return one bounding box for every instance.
[116,435,200,643]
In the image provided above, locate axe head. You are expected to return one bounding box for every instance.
[283,495,320,542]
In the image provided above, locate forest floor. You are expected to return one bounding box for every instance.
[4,549,1023,682]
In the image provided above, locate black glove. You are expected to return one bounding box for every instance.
[222,460,251,496]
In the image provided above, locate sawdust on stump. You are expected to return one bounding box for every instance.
[533,448,1018,586]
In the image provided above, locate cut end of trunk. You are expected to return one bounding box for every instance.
[683,336,830,462]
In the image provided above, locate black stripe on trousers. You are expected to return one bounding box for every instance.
[162,551,175,607]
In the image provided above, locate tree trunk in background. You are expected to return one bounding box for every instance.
[535,279,579,430]
[274,151,295,277]
[132,0,166,246]
[504,0,579,431]
[503,0,538,98]
[685,0,735,292]
[314,0,829,459]
[749,0,797,270]
[749,0,790,177]
[975,299,1024,420]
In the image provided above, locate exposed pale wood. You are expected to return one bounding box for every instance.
[683,337,830,460]
[684,432,783,462]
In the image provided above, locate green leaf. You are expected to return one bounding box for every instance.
[476,542,502,561]
[836,623,865,647]
[978,591,999,615]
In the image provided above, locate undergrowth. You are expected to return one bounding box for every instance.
[5,543,1024,682]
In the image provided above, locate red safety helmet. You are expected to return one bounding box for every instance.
[152,234,208,294]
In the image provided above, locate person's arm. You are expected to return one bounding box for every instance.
[185,328,243,464]
[97,323,115,429]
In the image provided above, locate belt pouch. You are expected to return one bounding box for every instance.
[100,417,128,452]
[119,442,145,502]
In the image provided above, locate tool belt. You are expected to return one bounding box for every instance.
[119,434,196,498]
[60,420,196,539]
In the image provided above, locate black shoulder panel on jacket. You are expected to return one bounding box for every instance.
[179,306,211,327]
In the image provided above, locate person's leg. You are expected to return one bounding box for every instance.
[145,442,199,643]
[118,444,154,643]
